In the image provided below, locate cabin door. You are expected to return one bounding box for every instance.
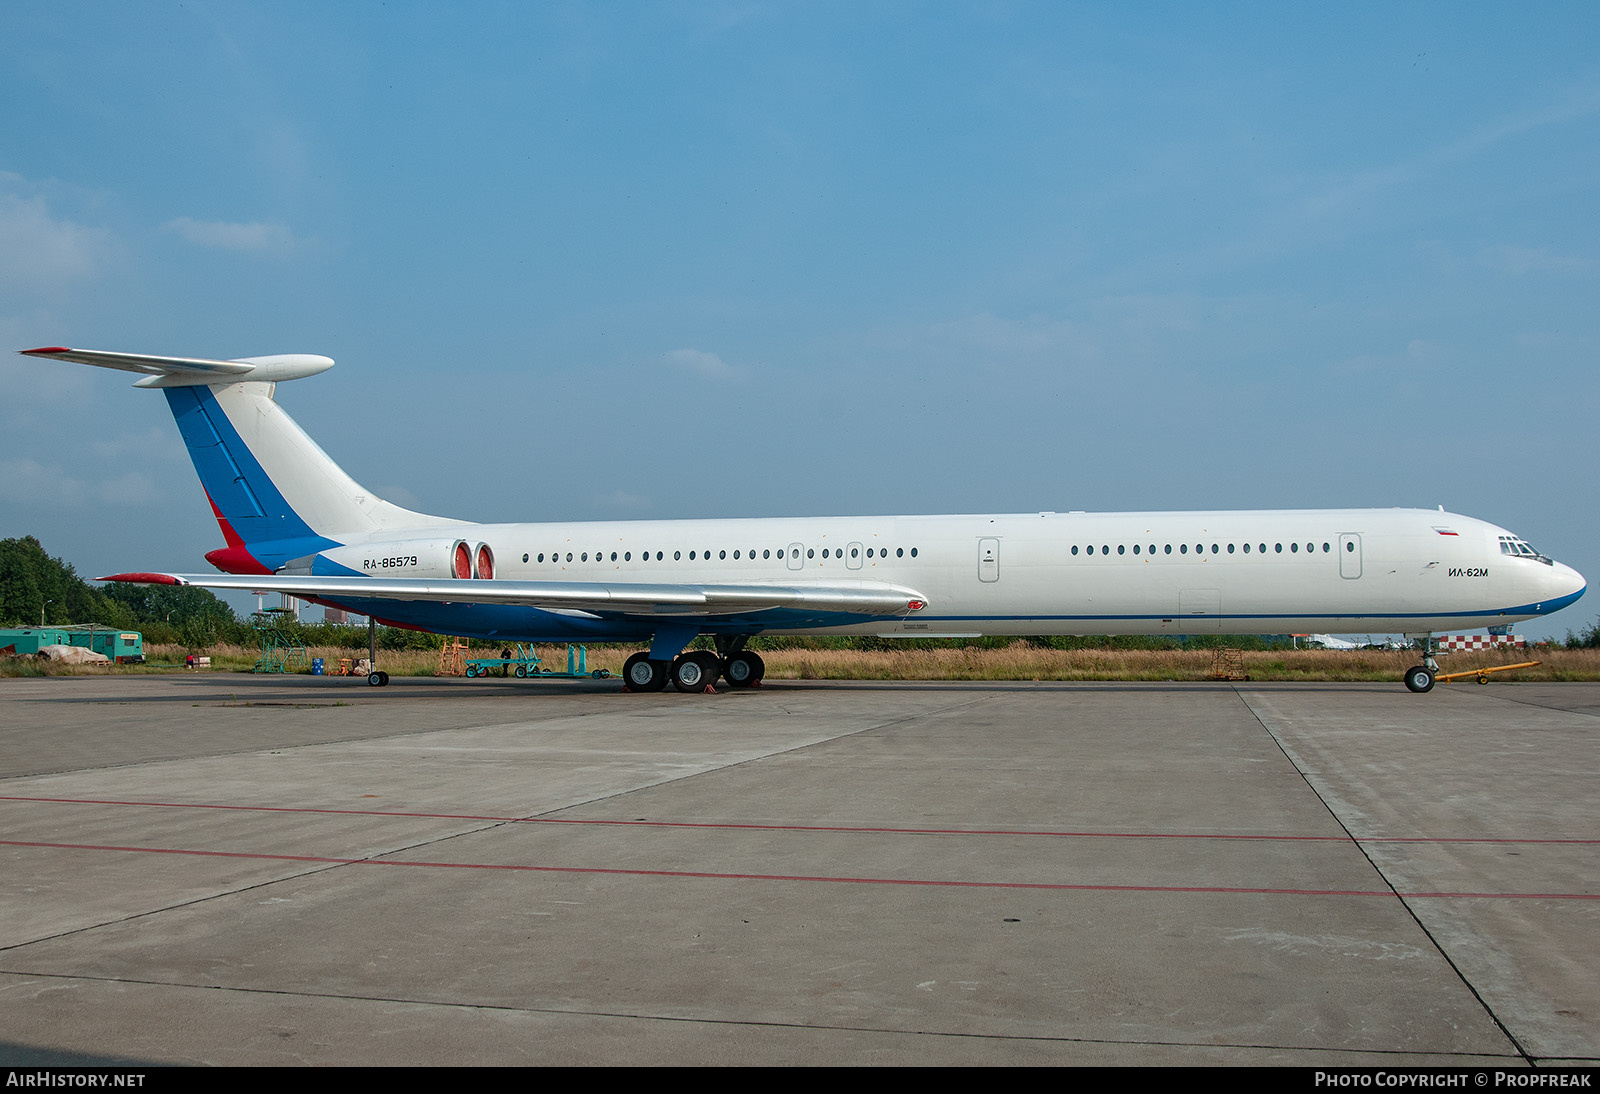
[978,538,999,582]
[1338,534,1362,579]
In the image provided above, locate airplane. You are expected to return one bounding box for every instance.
[20,346,1587,695]
[1301,634,1361,651]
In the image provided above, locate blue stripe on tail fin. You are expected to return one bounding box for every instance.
[164,385,337,570]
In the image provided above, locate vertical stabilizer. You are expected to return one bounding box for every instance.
[20,347,462,572]
[166,382,461,562]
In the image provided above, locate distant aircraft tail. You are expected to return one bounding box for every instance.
[21,347,458,573]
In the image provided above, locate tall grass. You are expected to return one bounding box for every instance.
[7,642,1598,683]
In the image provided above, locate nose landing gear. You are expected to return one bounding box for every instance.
[1403,634,1440,693]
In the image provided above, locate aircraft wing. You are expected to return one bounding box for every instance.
[102,572,929,618]
[21,346,333,387]
[23,347,256,377]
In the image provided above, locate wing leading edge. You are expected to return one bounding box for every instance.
[102,573,930,618]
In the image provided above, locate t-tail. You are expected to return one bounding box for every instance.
[20,347,459,573]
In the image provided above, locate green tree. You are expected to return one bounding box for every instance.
[0,536,133,628]
[1566,618,1600,649]
[105,581,236,629]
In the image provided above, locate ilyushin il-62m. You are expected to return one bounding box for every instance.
[23,346,1585,695]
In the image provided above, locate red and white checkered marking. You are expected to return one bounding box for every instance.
[1436,634,1525,650]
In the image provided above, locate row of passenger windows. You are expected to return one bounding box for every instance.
[1072,541,1350,556]
[518,546,921,564]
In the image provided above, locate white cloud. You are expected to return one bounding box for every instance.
[1481,245,1593,277]
[0,193,107,289]
[0,458,85,505]
[666,348,740,379]
[591,488,652,513]
[0,457,163,508]
[163,217,301,254]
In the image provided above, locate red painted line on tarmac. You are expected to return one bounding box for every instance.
[2,795,1595,845]
[1,839,1595,899]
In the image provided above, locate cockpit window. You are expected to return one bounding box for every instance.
[1499,535,1552,564]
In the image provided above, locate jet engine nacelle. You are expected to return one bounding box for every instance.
[316,538,486,580]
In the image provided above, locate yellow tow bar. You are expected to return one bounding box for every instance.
[1435,660,1541,685]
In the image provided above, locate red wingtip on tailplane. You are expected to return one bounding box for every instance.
[101,573,181,585]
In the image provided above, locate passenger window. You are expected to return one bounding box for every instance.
[1274,543,1282,553]
[1180,544,1188,554]
[1291,542,1299,553]
[911,548,918,557]
[1118,545,1125,555]
[1227,544,1234,554]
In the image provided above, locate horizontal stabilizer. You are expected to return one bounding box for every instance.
[21,346,333,387]
[102,573,930,618]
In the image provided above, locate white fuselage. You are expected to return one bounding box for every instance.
[330,507,1585,637]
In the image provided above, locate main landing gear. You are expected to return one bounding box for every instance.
[1403,634,1440,693]
[621,638,766,695]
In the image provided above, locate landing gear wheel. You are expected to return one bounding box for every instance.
[368,670,389,687]
[623,652,669,692]
[1404,666,1435,693]
[721,650,766,688]
[671,651,721,693]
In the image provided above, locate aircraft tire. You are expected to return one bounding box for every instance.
[1403,666,1435,693]
[367,670,389,687]
[671,651,721,693]
[722,651,765,688]
[624,652,669,692]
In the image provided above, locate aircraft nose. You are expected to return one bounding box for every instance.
[1549,561,1586,610]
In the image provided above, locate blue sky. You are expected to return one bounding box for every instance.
[2,2,1597,638]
